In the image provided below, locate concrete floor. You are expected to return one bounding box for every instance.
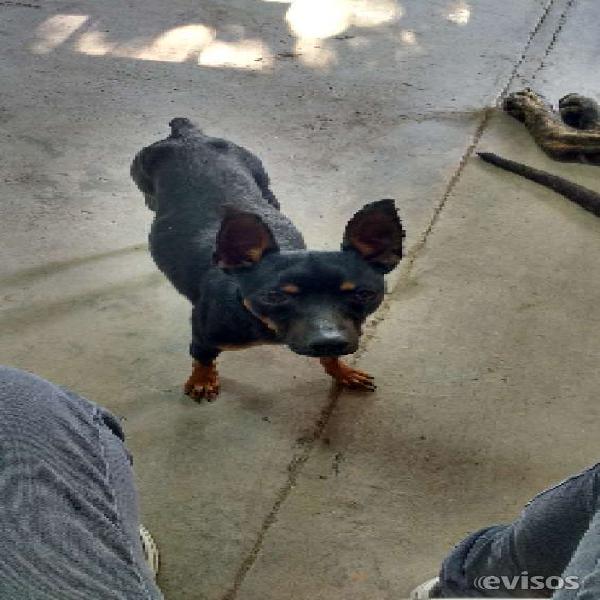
[2,0,600,598]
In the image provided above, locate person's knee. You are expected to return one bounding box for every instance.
[0,365,126,446]
[0,366,95,438]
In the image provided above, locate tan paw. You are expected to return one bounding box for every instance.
[319,358,376,391]
[184,361,220,401]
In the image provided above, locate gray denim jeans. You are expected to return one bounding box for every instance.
[0,366,163,599]
[438,462,600,598]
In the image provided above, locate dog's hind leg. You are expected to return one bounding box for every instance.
[229,144,280,209]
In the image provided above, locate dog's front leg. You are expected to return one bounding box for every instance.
[185,341,221,402]
[319,358,376,392]
[184,359,220,401]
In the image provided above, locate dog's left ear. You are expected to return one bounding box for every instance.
[214,211,279,269]
[342,199,405,273]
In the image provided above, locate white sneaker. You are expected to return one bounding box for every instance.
[139,524,160,579]
[410,577,441,599]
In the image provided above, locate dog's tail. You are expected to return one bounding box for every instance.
[478,152,600,217]
[169,117,202,138]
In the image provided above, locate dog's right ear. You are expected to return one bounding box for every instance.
[213,211,279,269]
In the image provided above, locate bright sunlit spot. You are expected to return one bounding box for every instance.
[446,1,471,25]
[351,0,403,27]
[285,0,401,39]
[136,25,214,62]
[31,14,89,54]
[199,39,271,70]
[76,31,114,56]
[284,0,401,67]
[286,0,350,39]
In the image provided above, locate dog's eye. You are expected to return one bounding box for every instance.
[351,289,378,303]
[261,290,290,305]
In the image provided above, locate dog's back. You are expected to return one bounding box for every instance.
[131,119,304,302]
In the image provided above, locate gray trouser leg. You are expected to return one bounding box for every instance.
[437,463,600,597]
[553,508,600,600]
[0,366,163,600]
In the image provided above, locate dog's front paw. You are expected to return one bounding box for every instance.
[184,361,220,401]
[503,89,549,121]
[319,358,376,392]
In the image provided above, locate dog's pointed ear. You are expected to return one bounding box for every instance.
[342,199,405,273]
[213,211,279,269]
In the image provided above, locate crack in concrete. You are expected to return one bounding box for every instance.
[221,385,342,600]
[400,108,494,283]
[220,2,579,598]
[500,0,562,98]
[529,0,577,81]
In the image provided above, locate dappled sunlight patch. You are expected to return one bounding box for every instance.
[285,0,401,40]
[32,17,270,69]
[286,0,350,39]
[31,14,89,54]
[199,39,271,70]
[351,0,403,27]
[284,0,401,70]
[31,1,409,71]
[76,31,114,56]
[135,24,214,62]
[446,1,471,25]
[395,32,424,60]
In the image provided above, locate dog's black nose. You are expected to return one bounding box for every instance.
[308,334,350,357]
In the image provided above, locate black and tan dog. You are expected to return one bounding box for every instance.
[479,89,600,215]
[131,118,405,401]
